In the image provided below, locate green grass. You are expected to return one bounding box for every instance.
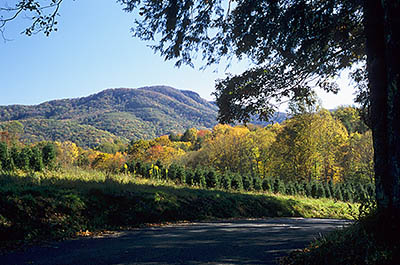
[0,169,357,249]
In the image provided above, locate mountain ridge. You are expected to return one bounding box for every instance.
[0,86,287,148]
[0,86,219,147]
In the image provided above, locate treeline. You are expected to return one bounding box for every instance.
[125,160,374,203]
[0,106,374,203]
[128,107,373,184]
[0,141,56,172]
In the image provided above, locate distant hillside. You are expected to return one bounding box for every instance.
[0,86,219,147]
[0,86,287,148]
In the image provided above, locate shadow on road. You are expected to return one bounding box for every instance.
[0,218,352,265]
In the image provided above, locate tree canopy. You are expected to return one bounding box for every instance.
[2,0,400,214]
[118,0,365,123]
[117,0,400,215]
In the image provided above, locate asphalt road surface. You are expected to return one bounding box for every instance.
[0,218,352,265]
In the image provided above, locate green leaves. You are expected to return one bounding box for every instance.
[122,0,366,124]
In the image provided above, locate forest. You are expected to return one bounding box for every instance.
[0,106,387,263]
[0,106,373,203]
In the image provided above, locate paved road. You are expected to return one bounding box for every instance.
[0,218,351,265]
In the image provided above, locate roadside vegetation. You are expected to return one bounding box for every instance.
[280,208,400,265]
[0,107,374,254]
[0,169,357,250]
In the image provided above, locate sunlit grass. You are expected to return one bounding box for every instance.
[36,168,359,221]
[0,169,358,250]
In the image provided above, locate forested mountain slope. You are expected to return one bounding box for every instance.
[0,86,219,147]
[0,86,287,148]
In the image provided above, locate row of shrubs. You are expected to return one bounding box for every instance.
[126,160,375,203]
[0,142,56,172]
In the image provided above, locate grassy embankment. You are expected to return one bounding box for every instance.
[280,209,400,265]
[0,168,357,249]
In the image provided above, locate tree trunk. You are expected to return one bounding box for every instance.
[365,0,400,214]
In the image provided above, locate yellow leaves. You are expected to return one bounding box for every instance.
[91,151,127,173]
[154,135,172,147]
[55,141,80,166]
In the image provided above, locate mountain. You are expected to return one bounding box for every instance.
[0,86,288,148]
[0,86,219,147]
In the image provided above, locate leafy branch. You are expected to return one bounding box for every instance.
[0,0,64,40]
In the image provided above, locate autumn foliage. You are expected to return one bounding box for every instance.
[0,107,373,203]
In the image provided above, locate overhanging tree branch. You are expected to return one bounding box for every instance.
[0,0,64,40]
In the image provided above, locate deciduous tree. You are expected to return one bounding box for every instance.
[4,0,400,215]
[118,0,399,215]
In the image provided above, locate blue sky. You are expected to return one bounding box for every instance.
[0,0,356,109]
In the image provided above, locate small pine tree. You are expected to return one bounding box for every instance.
[220,172,232,190]
[355,183,368,203]
[342,187,354,203]
[185,170,194,186]
[287,181,298,196]
[126,160,135,174]
[328,180,335,196]
[295,182,305,196]
[334,185,344,201]
[243,175,254,191]
[253,177,263,191]
[144,164,152,178]
[205,168,220,189]
[304,182,312,197]
[323,182,332,198]
[15,147,32,170]
[30,146,44,172]
[366,183,375,199]
[311,182,326,198]
[231,173,244,191]
[0,142,7,169]
[135,161,145,176]
[168,163,177,181]
[193,168,206,187]
[318,183,326,198]
[0,142,13,171]
[161,168,168,179]
[175,165,186,184]
[262,178,272,192]
[42,143,56,169]
[273,178,286,194]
